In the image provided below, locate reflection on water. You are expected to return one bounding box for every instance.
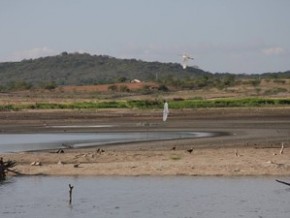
[0,132,215,153]
[1,176,290,218]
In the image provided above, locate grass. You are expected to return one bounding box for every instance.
[169,98,290,109]
[1,97,290,111]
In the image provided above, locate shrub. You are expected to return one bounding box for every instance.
[108,85,117,91]
[119,85,130,92]
[263,88,288,95]
[43,82,57,90]
[273,79,286,84]
[158,84,169,91]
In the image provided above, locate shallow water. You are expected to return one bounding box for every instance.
[0,131,214,153]
[1,176,290,218]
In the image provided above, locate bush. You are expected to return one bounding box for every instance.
[273,79,286,84]
[6,81,32,91]
[158,84,169,91]
[119,85,130,92]
[108,85,117,91]
[263,88,288,95]
[43,82,57,90]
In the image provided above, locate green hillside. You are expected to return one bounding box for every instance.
[0,52,209,87]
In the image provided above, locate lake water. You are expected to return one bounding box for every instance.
[0,176,289,218]
[0,131,215,153]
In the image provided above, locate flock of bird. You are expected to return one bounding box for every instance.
[171,146,193,153]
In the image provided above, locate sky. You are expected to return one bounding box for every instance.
[1,0,290,74]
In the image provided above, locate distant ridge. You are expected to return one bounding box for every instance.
[0,52,209,86]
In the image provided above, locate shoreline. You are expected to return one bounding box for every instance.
[1,108,290,177]
[3,146,290,177]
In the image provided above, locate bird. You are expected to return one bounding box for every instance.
[30,161,42,166]
[171,146,176,150]
[280,142,284,155]
[187,148,194,153]
[97,148,105,154]
[181,54,194,69]
[235,149,240,157]
[73,163,80,168]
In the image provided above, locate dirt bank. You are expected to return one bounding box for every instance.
[3,146,290,177]
[1,107,290,177]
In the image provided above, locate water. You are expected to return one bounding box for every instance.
[1,176,289,218]
[0,131,214,153]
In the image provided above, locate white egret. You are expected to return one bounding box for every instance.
[163,100,169,122]
[181,54,194,69]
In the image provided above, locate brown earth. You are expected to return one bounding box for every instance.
[1,107,290,177]
[1,78,289,105]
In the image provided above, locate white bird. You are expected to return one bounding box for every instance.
[280,142,284,155]
[181,54,194,69]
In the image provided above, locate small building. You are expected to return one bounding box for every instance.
[130,79,141,83]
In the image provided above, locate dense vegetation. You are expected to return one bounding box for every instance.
[0,52,208,90]
[1,52,289,92]
[1,98,290,111]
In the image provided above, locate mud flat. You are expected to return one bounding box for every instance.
[1,107,290,176]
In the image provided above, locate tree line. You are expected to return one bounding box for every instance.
[0,52,289,91]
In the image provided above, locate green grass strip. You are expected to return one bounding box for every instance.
[1,98,290,111]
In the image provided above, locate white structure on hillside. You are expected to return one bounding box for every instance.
[131,79,141,83]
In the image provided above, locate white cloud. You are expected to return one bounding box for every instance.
[6,47,56,62]
[262,47,285,56]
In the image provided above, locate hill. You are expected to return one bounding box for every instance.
[0,52,209,87]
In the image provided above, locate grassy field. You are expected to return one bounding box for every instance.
[0,78,289,111]
[1,98,290,111]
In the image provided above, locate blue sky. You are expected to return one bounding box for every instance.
[1,0,290,74]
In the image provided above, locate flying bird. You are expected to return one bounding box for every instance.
[181,54,194,69]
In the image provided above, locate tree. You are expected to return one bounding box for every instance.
[118,77,127,82]
[43,81,57,90]
[0,158,16,181]
[158,84,169,91]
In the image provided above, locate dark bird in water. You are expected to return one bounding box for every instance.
[187,148,194,153]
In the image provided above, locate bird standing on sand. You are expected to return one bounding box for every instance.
[73,163,80,168]
[97,148,105,154]
[163,100,169,122]
[235,149,240,157]
[187,148,193,153]
[280,142,284,155]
